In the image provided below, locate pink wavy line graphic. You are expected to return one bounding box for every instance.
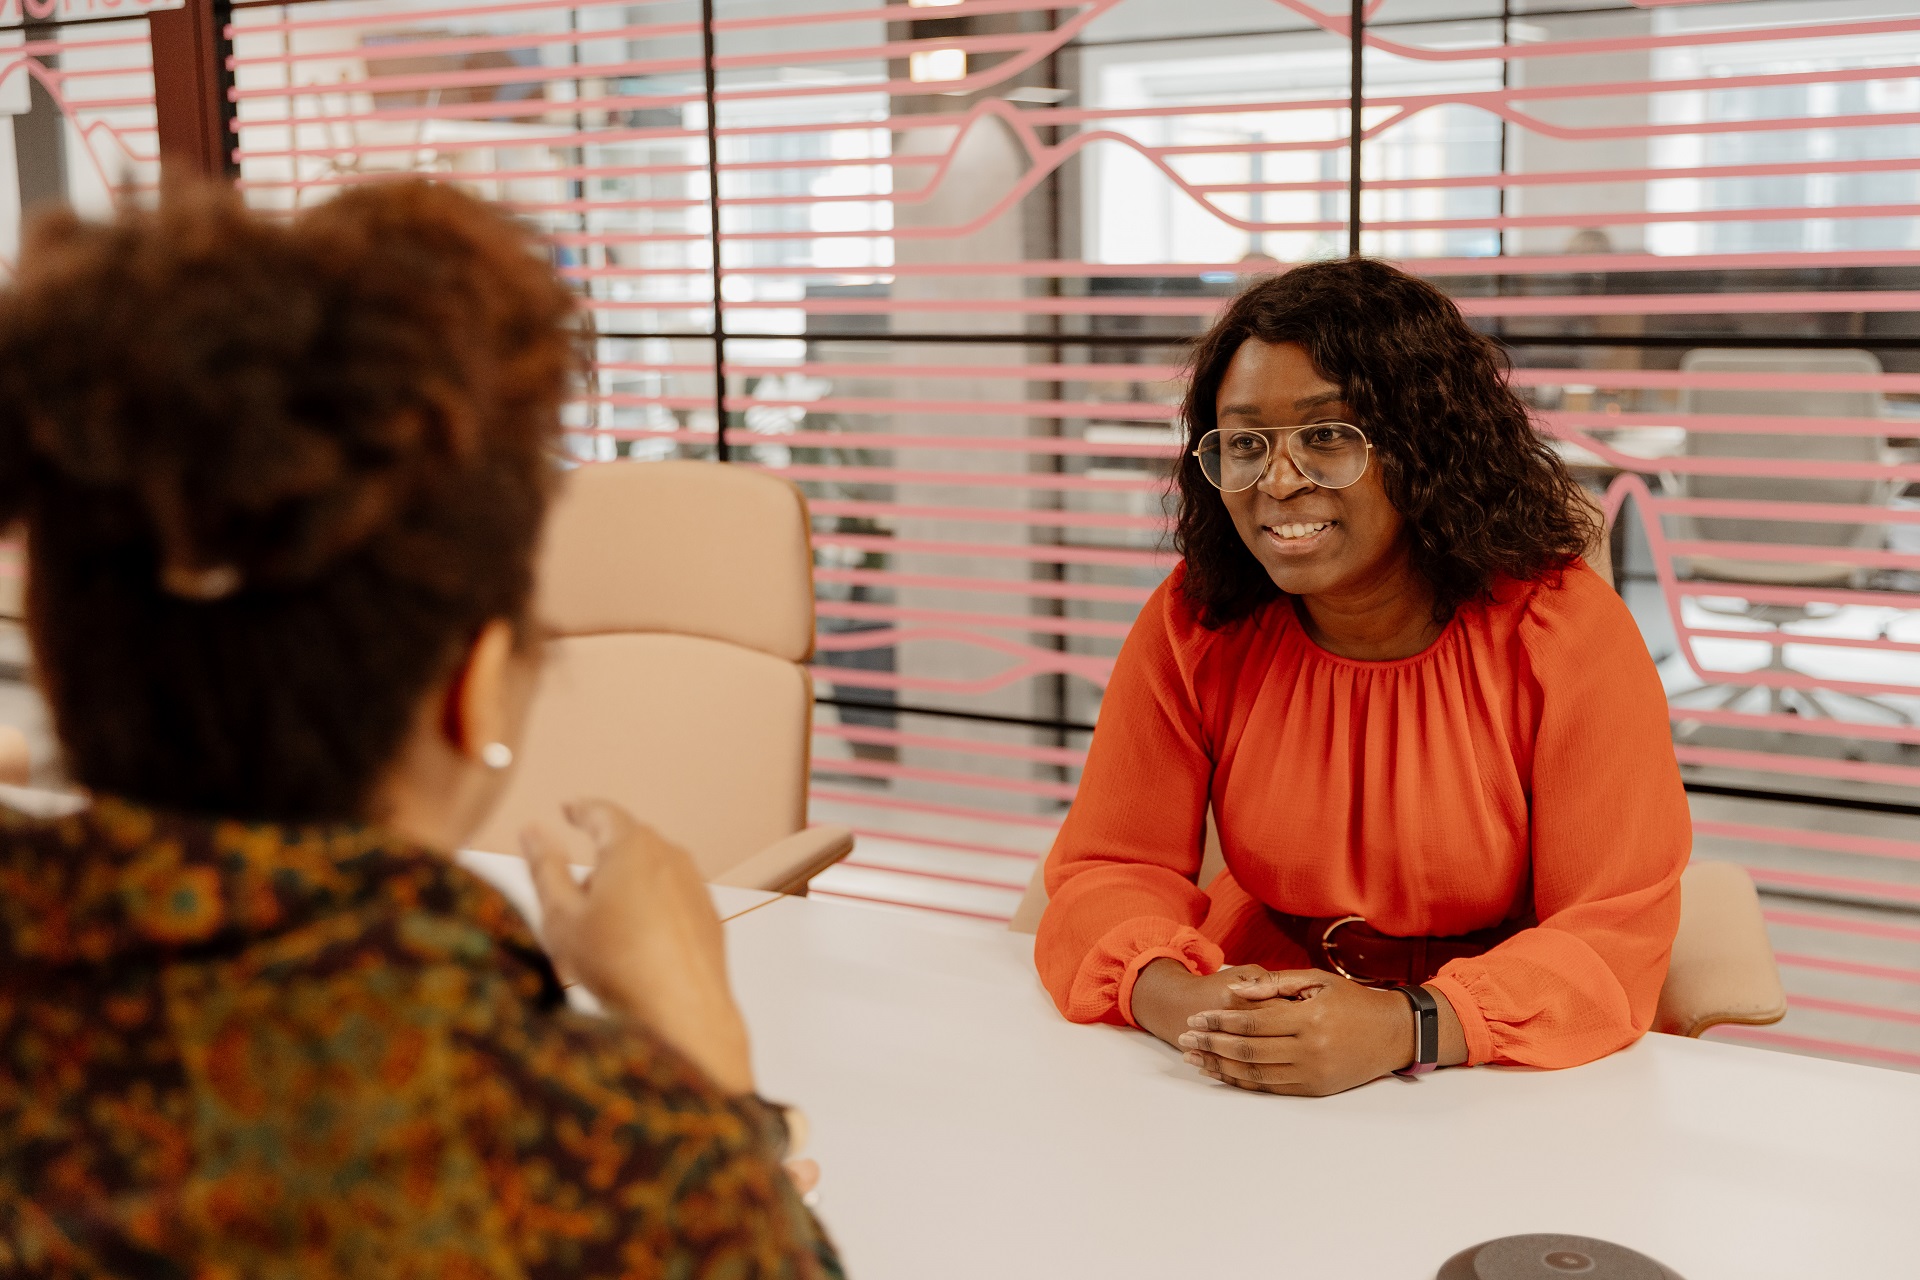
[816,532,1169,572]
[713,360,1182,382]
[808,499,1166,534]
[1648,496,1920,523]
[816,600,1135,641]
[690,287,1920,315]
[1602,473,1920,724]
[1774,951,1920,985]
[811,754,1077,800]
[749,462,1163,494]
[1517,368,1920,395]
[1695,820,1920,864]
[233,39,1920,247]
[1680,627,1920,659]
[1264,0,1920,66]
[0,52,155,200]
[253,151,1920,199]
[816,722,1086,769]
[815,566,1154,606]
[1765,910,1920,945]
[809,785,1062,829]
[813,622,1119,674]
[1710,1029,1920,1070]
[829,824,1045,865]
[722,400,1180,426]
[1675,705,1920,747]
[1551,413,1893,439]
[810,660,1113,702]
[1742,863,1920,903]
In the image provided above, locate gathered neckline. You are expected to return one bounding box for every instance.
[1278,595,1466,671]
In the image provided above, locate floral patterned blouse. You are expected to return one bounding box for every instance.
[0,797,843,1279]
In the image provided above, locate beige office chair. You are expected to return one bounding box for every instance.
[1011,850,1785,1040]
[1668,347,1900,726]
[468,460,854,894]
[0,726,30,787]
[1651,860,1788,1037]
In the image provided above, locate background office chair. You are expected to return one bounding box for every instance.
[1010,848,1786,1040]
[1668,347,1899,726]
[468,460,854,894]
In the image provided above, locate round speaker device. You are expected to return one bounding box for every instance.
[1435,1234,1685,1280]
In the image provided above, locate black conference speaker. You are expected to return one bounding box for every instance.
[1437,1234,1685,1280]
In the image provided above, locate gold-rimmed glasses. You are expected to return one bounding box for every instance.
[1193,422,1373,493]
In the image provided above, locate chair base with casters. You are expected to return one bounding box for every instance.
[1668,599,1913,744]
[1011,857,1787,1042]
[1665,347,1907,740]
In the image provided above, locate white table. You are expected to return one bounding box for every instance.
[726,894,1920,1280]
[455,847,779,928]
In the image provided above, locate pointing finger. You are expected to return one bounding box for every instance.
[562,797,641,851]
[523,823,585,914]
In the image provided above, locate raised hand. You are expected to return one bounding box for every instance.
[524,799,754,1096]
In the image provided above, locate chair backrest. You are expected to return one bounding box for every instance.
[1674,348,1886,584]
[468,461,819,880]
[1653,860,1787,1037]
[1010,811,1226,935]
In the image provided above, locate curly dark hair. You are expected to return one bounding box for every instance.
[1174,257,1597,629]
[0,179,583,821]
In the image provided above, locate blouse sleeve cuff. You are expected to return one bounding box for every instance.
[1425,972,1494,1067]
[1061,916,1222,1027]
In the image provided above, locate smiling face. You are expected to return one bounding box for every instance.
[1214,338,1412,604]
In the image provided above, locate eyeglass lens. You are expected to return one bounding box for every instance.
[1197,424,1370,492]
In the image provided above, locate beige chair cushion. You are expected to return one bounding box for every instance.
[537,461,815,662]
[1011,811,1225,935]
[1008,861,1048,935]
[470,632,812,879]
[1654,860,1788,1037]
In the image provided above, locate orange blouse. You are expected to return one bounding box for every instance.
[1035,559,1689,1070]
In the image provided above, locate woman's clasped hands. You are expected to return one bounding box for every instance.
[1134,959,1436,1096]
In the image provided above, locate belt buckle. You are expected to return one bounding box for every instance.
[1319,914,1369,983]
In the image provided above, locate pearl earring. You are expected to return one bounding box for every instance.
[480,742,514,770]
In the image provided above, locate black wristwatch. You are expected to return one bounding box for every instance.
[1394,983,1439,1077]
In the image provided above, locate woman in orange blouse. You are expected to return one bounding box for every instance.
[1035,258,1688,1095]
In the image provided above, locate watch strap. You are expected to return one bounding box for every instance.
[1393,983,1439,1078]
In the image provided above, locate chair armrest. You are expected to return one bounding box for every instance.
[1008,863,1047,935]
[0,781,86,818]
[711,825,855,896]
[1654,861,1789,1038]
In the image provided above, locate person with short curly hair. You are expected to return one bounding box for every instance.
[0,180,841,1277]
[1034,259,1689,1096]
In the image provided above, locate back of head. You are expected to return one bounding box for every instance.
[0,180,581,822]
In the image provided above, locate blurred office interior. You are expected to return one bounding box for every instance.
[3,0,1919,1069]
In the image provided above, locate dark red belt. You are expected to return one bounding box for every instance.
[1270,910,1528,988]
